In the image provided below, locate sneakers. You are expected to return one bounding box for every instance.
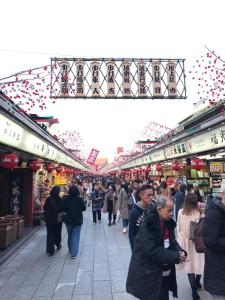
[108,221,111,226]
[122,228,127,233]
[112,220,116,225]
[93,222,96,224]
[71,256,77,259]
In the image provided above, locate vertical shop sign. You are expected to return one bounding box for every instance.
[87,148,99,164]
[137,62,146,96]
[60,61,70,96]
[122,61,131,96]
[106,61,116,97]
[167,62,177,97]
[152,61,162,97]
[75,61,85,97]
[91,61,100,97]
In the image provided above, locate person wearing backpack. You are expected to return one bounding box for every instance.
[176,193,205,300]
[203,184,225,299]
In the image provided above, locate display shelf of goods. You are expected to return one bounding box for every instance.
[187,178,209,186]
[190,169,209,178]
[0,219,14,249]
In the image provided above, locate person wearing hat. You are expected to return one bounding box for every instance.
[192,183,205,203]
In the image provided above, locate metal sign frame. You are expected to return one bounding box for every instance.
[50,57,187,99]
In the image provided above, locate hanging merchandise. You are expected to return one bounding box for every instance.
[30,160,42,172]
[1,153,18,169]
[191,159,204,170]
[172,161,180,171]
[156,163,162,172]
[45,163,55,173]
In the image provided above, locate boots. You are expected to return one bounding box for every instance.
[188,274,201,300]
[196,275,202,289]
[108,220,111,226]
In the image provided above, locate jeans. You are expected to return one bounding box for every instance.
[122,219,129,228]
[211,296,225,300]
[66,225,81,257]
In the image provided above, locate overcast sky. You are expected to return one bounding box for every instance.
[0,0,224,161]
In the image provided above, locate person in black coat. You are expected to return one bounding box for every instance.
[63,185,86,259]
[43,185,63,256]
[203,189,225,299]
[174,183,187,221]
[126,196,187,300]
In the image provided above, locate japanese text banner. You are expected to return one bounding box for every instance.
[87,148,99,164]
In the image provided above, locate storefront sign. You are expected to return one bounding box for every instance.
[167,62,177,97]
[152,62,162,97]
[87,148,99,164]
[186,125,225,154]
[106,61,116,97]
[22,132,48,157]
[164,142,187,159]
[0,114,24,148]
[122,62,131,96]
[91,61,100,97]
[150,150,166,162]
[76,61,85,97]
[137,62,146,96]
[210,162,224,173]
[60,61,70,96]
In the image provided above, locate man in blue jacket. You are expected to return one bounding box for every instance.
[128,184,154,251]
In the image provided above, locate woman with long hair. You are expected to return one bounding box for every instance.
[43,185,63,256]
[63,185,86,259]
[176,193,205,300]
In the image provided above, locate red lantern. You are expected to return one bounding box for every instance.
[156,163,162,172]
[45,163,55,173]
[191,159,204,170]
[56,166,63,173]
[1,154,18,169]
[172,161,180,171]
[30,160,41,172]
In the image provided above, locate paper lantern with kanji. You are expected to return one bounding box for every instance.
[191,159,204,170]
[172,161,180,171]
[56,166,63,173]
[30,160,41,172]
[156,163,162,172]
[1,154,18,169]
[45,163,55,173]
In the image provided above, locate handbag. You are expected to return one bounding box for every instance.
[189,221,196,240]
[189,217,206,253]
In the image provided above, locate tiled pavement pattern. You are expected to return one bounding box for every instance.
[0,207,213,300]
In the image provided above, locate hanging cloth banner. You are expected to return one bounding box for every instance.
[75,61,85,97]
[122,62,131,96]
[137,62,146,96]
[152,61,162,97]
[87,148,99,164]
[106,61,116,97]
[91,61,100,97]
[60,61,70,96]
[167,62,177,97]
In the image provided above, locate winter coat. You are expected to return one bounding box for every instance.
[174,190,185,221]
[128,203,145,251]
[203,197,225,296]
[63,195,86,226]
[176,209,205,274]
[91,190,104,212]
[44,196,63,224]
[117,188,129,219]
[126,206,182,300]
[102,190,117,214]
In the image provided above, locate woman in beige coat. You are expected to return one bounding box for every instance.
[117,183,129,233]
[176,193,205,300]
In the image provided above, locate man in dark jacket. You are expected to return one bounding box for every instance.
[203,184,225,299]
[126,196,186,300]
[128,184,153,251]
[174,183,186,221]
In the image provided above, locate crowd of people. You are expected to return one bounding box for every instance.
[43,175,225,300]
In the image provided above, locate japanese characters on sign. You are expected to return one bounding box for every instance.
[91,61,100,97]
[164,142,187,159]
[122,62,131,96]
[60,61,70,96]
[167,62,177,97]
[0,114,24,148]
[137,62,146,96]
[152,62,162,97]
[106,61,116,97]
[87,148,99,164]
[75,61,85,97]
[150,150,166,162]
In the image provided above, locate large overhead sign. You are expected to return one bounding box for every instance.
[50,58,186,99]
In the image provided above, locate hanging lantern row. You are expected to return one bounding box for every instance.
[30,160,42,172]
[155,163,162,172]
[172,161,180,171]
[0,153,19,169]
[45,163,55,173]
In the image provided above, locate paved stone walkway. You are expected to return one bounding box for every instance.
[0,207,213,299]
